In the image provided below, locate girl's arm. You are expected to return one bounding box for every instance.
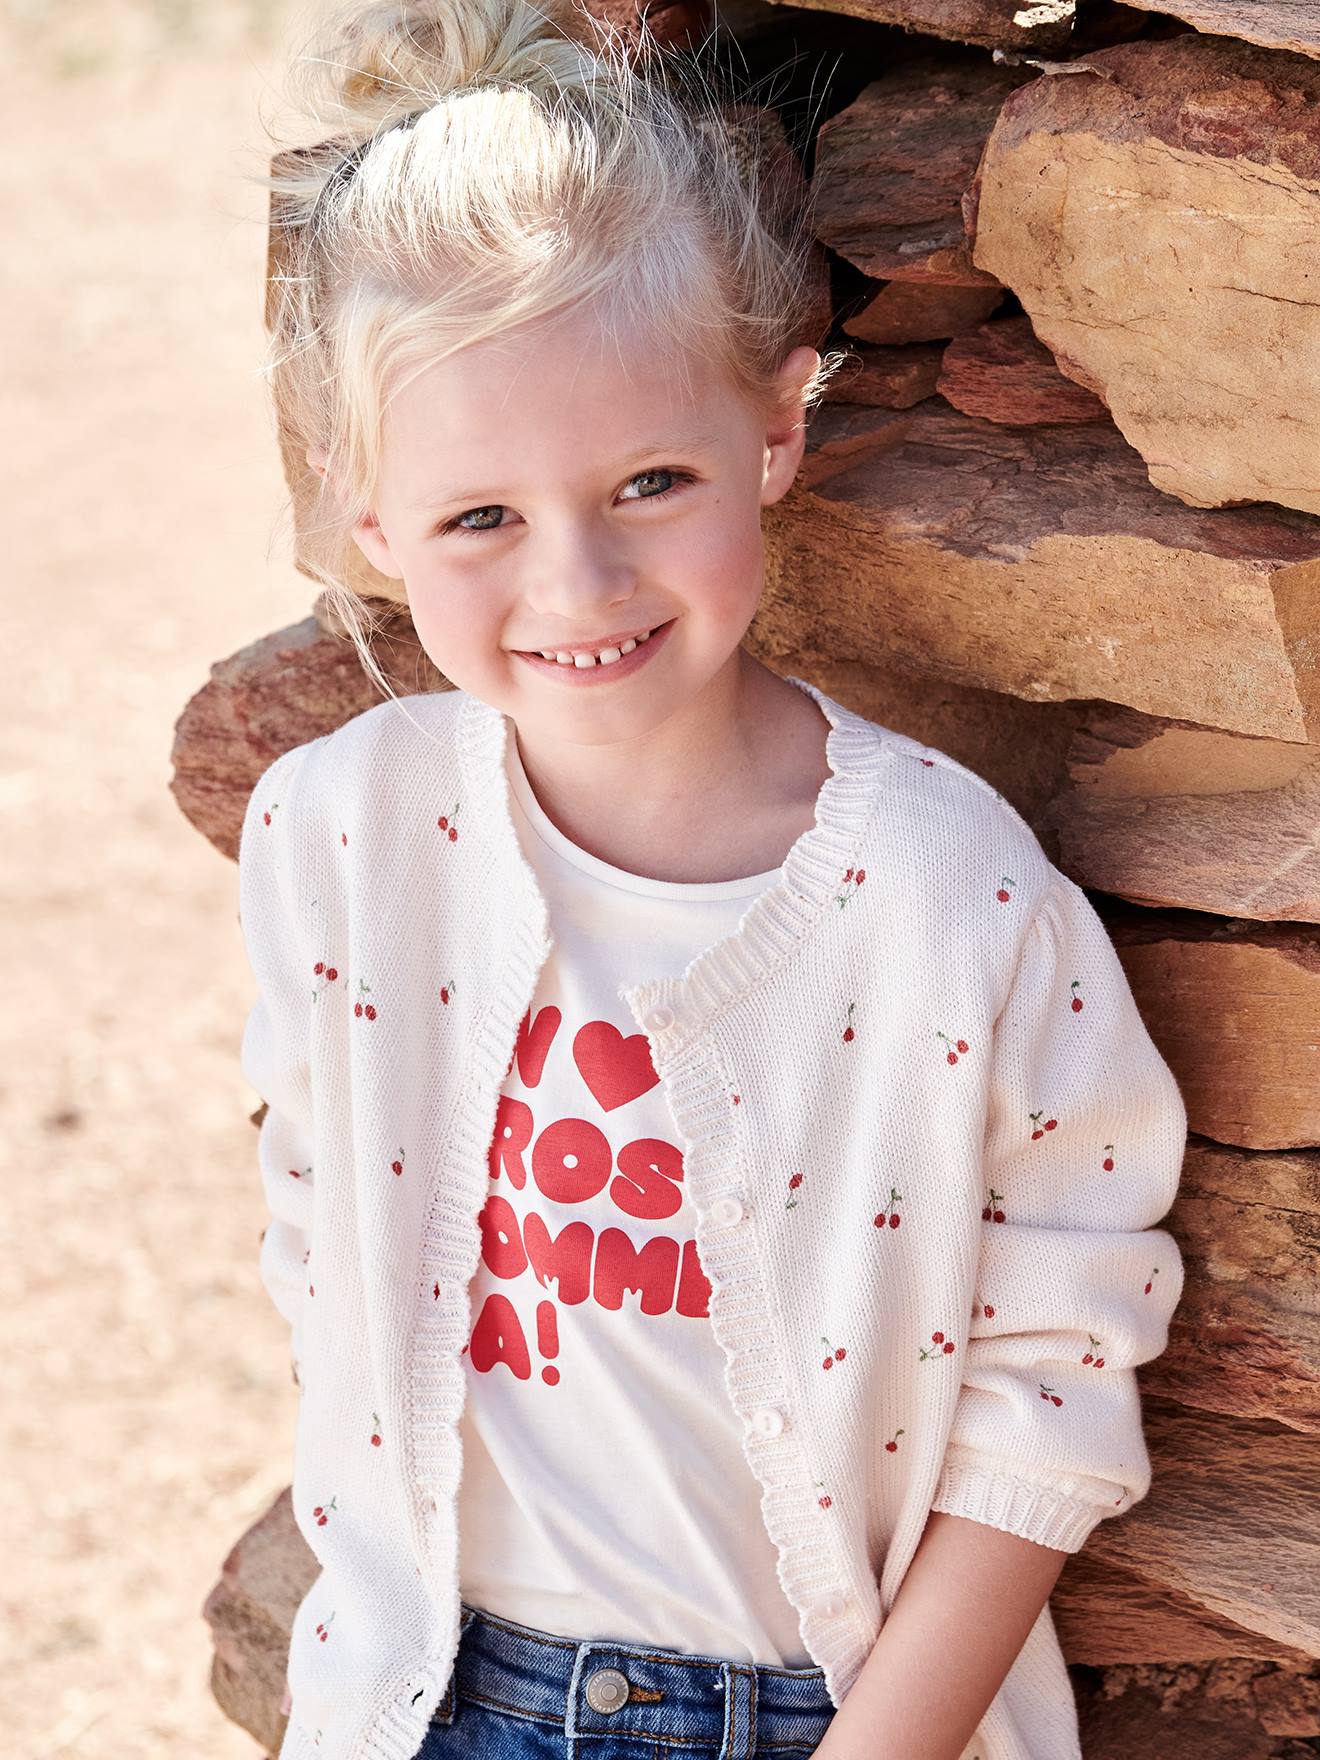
[816,868,1188,1757]
[813,1511,1068,1760]
[238,742,318,1392]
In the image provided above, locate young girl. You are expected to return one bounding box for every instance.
[237,3,1188,1758]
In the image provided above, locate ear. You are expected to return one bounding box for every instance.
[760,346,820,508]
[304,442,406,581]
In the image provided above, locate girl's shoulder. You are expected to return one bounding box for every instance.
[861,714,1055,906]
[239,688,467,863]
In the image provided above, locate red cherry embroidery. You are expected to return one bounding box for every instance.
[919,1331,956,1361]
[1069,978,1084,1012]
[937,1029,970,1065]
[996,875,1014,903]
[370,1413,382,1446]
[1145,1267,1159,1295]
[311,1496,338,1526]
[390,1147,406,1178]
[437,802,462,842]
[787,1170,806,1210]
[1102,1142,1115,1172]
[1029,1109,1058,1140]
[884,1429,905,1452]
[1039,1384,1063,1406]
[820,1335,847,1370]
[874,1186,902,1230]
[842,1000,857,1044]
[837,867,866,909]
[440,979,457,1005]
[354,978,378,1021]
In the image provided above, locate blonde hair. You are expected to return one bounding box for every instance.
[255,0,848,704]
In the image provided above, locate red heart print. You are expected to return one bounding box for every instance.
[573,1020,661,1112]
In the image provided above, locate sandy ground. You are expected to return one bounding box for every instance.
[2,3,332,1753]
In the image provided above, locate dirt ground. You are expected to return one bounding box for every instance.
[2,3,333,1754]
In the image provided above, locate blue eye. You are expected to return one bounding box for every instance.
[441,468,695,537]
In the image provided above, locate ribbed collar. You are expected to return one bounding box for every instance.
[455,673,894,1028]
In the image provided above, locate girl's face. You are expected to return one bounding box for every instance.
[318,304,818,747]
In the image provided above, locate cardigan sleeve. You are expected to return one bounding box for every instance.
[929,869,1188,1554]
[237,744,317,1392]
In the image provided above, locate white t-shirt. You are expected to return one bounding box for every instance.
[456,728,813,1666]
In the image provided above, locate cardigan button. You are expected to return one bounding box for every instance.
[710,1195,746,1228]
[750,1406,785,1437]
[811,1593,846,1618]
[644,1006,675,1032]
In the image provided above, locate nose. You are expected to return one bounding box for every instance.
[518,514,638,629]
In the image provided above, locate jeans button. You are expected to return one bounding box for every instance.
[585,1667,631,1712]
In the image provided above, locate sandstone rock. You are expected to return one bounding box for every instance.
[1076,1681,1275,1760]
[970,33,1320,515]
[760,400,1320,742]
[1053,1553,1311,1665]
[202,1486,317,1755]
[812,51,1030,284]
[1084,1395,1320,1656]
[937,316,1110,425]
[1105,908,1320,1150]
[1118,2,1320,60]
[759,0,1074,53]
[1045,706,1320,921]
[169,615,445,860]
[1147,1138,1320,1433]
[841,280,1002,343]
[822,342,946,408]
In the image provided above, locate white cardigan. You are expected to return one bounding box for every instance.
[237,675,1188,1760]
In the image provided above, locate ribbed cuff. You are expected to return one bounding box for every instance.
[929,1456,1116,1553]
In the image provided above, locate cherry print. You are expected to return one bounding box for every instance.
[370,1413,382,1446]
[731,1093,741,1105]
[341,830,348,847]
[311,1495,338,1526]
[1039,1384,1063,1406]
[391,1148,406,1178]
[315,1612,336,1642]
[919,1331,956,1361]
[1145,1267,1159,1294]
[996,875,1015,903]
[842,1001,857,1044]
[813,1480,833,1510]
[837,867,867,908]
[787,1170,806,1209]
[884,1429,905,1452]
[1029,1109,1058,1140]
[1069,978,1084,1012]
[937,1029,970,1065]
[820,1334,848,1370]
[982,1187,1006,1223]
[874,1186,903,1230]
[1102,1142,1115,1172]
[440,979,457,1005]
[437,802,462,842]
[311,959,340,1000]
[354,978,377,1021]
[1082,1334,1103,1365]
[287,1165,308,1180]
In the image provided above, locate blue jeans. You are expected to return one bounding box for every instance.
[417,1601,838,1759]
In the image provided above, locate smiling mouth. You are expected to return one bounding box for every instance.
[513,619,674,659]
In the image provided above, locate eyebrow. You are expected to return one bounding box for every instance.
[409,430,722,512]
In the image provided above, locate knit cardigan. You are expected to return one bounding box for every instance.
[236,674,1188,1760]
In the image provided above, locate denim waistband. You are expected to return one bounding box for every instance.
[433,1600,839,1755]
